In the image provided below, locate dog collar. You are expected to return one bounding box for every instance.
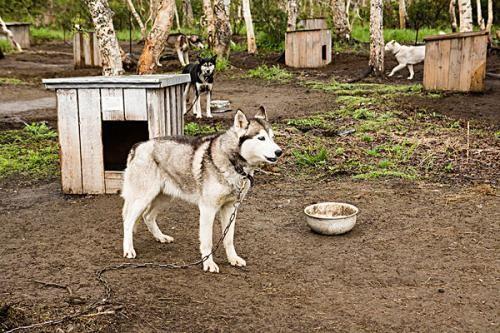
[230,154,254,186]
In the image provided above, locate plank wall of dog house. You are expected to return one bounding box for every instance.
[43,75,190,195]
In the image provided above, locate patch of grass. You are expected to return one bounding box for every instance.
[247,65,293,82]
[116,29,143,42]
[184,122,221,136]
[30,27,65,41]
[305,80,422,97]
[0,40,13,53]
[293,146,328,167]
[215,57,231,71]
[0,77,25,85]
[353,170,417,180]
[352,26,449,44]
[495,131,500,140]
[0,123,59,179]
[287,116,329,131]
[361,134,374,143]
[353,108,375,120]
[230,42,247,52]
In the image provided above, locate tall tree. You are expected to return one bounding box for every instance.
[85,0,124,75]
[369,0,384,76]
[399,0,407,29]
[125,0,147,40]
[203,0,216,47]
[331,0,351,41]
[0,16,22,52]
[137,0,175,74]
[212,0,232,57]
[242,0,257,54]
[458,0,473,32]
[182,0,194,27]
[475,0,485,29]
[485,0,493,33]
[286,0,298,31]
[449,0,458,32]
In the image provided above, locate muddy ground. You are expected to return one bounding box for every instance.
[0,41,499,332]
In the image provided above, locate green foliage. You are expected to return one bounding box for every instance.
[247,65,293,82]
[353,170,417,180]
[31,27,65,41]
[252,0,287,50]
[0,123,59,179]
[351,26,449,44]
[184,122,221,136]
[293,147,328,167]
[215,57,231,71]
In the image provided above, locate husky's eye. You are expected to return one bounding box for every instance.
[258,136,265,141]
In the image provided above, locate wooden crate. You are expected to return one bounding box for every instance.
[298,18,328,30]
[0,22,31,48]
[43,75,190,195]
[423,31,488,92]
[285,29,332,68]
[73,31,102,68]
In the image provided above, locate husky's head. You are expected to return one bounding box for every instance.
[384,40,399,52]
[199,56,216,77]
[233,106,283,165]
[188,35,205,49]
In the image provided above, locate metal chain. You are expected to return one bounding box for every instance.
[5,177,249,333]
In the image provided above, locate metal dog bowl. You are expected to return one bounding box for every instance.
[304,202,359,235]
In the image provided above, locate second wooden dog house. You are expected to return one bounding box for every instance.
[423,31,488,92]
[285,29,332,68]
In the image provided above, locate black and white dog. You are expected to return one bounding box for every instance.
[182,56,216,118]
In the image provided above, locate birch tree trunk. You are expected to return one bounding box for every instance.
[399,0,406,29]
[203,0,216,48]
[137,0,175,74]
[242,0,257,54]
[85,0,124,75]
[0,16,23,52]
[174,1,181,29]
[331,0,351,41]
[125,0,147,40]
[458,0,473,32]
[475,0,485,30]
[182,0,194,27]
[449,0,458,32]
[485,0,493,33]
[213,0,232,58]
[369,0,384,76]
[286,0,298,31]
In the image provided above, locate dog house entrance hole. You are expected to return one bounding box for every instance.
[102,121,149,171]
[322,45,327,60]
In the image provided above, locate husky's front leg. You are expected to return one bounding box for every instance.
[177,48,186,67]
[205,89,212,118]
[183,83,190,115]
[194,93,202,118]
[183,51,189,65]
[388,63,406,77]
[199,203,219,272]
[220,202,246,267]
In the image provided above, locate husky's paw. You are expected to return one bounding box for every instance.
[123,247,136,259]
[388,73,394,77]
[228,255,246,267]
[203,260,219,273]
[407,77,413,80]
[206,114,213,118]
[196,115,202,119]
[156,234,174,243]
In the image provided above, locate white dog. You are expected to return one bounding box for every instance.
[385,40,425,80]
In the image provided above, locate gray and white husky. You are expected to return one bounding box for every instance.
[121,106,282,273]
[385,40,425,80]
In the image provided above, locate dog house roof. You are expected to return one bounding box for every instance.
[43,74,191,89]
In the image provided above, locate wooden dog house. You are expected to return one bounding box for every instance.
[0,22,31,48]
[43,75,190,195]
[285,29,332,68]
[73,31,102,68]
[423,31,488,92]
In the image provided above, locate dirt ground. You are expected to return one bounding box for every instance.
[0,42,499,332]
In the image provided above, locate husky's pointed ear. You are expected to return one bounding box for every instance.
[233,110,249,132]
[255,105,268,120]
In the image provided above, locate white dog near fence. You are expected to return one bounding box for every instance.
[385,40,425,80]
